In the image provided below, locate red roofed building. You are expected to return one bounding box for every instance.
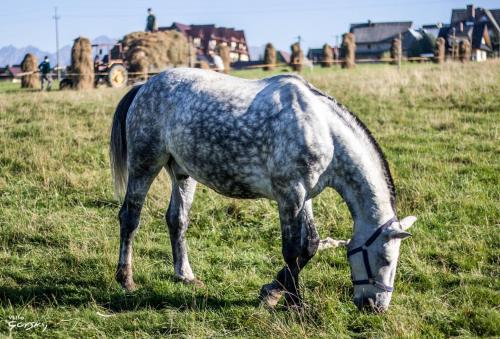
[160,22,250,62]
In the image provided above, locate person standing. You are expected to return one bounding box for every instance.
[145,8,158,32]
[38,56,52,91]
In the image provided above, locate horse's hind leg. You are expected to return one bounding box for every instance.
[165,165,202,286]
[116,168,161,291]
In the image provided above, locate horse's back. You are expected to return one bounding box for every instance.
[127,69,334,199]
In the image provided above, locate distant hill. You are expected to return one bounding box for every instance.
[0,35,117,67]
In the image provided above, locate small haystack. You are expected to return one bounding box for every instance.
[322,43,333,68]
[20,53,38,89]
[71,37,94,90]
[342,33,356,69]
[263,43,276,71]
[390,38,401,65]
[459,40,471,62]
[216,44,231,74]
[290,42,303,72]
[122,30,190,79]
[435,37,446,64]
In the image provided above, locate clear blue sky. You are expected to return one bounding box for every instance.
[1,0,499,53]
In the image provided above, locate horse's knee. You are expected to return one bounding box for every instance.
[306,229,320,257]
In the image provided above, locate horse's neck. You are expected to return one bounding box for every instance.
[327,113,395,241]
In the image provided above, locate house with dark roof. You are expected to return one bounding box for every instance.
[349,21,419,58]
[307,47,339,64]
[439,4,500,61]
[160,22,250,62]
[0,65,22,82]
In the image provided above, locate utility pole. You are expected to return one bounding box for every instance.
[398,32,402,71]
[53,7,61,81]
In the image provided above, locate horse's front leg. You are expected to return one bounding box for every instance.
[260,193,320,309]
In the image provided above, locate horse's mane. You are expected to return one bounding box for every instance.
[295,76,397,210]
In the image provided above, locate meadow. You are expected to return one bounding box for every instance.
[0,61,498,338]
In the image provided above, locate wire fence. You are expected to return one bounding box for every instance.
[0,56,437,82]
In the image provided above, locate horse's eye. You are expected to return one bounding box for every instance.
[380,256,391,266]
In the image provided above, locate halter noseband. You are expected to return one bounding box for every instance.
[347,217,398,292]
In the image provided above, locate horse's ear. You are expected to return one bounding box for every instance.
[388,230,412,240]
[400,216,417,231]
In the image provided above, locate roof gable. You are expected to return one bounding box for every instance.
[350,21,412,43]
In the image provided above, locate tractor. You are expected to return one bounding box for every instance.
[60,43,128,89]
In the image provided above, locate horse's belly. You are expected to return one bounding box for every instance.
[170,146,273,199]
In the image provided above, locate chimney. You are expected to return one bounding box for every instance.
[467,4,475,20]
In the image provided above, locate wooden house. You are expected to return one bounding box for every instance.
[161,22,250,62]
[439,4,500,60]
[349,21,418,58]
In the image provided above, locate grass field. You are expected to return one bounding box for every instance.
[0,62,499,337]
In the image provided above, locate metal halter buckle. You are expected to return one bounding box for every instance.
[346,217,398,292]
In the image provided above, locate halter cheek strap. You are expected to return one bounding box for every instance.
[347,217,398,292]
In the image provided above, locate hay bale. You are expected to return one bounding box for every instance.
[322,43,333,68]
[290,42,303,72]
[342,33,356,69]
[71,37,94,90]
[390,38,401,65]
[20,53,39,89]
[216,44,231,74]
[122,30,190,79]
[263,43,276,71]
[459,40,471,62]
[435,37,445,64]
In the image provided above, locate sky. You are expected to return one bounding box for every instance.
[1,0,499,54]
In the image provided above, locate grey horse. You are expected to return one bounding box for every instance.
[110,68,416,312]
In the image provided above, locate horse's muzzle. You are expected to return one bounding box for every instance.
[353,296,388,313]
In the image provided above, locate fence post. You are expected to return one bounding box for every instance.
[398,32,402,71]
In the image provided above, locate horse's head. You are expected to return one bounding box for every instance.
[326,216,417,313]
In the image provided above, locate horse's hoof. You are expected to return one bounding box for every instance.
[185,278,205,288]
[176,276,205,288]
[284,293,304,311]
[116,265,136,291]
[259,282,282,308]
[123,281,137,292]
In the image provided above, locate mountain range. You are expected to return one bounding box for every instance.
[0,35,116,67]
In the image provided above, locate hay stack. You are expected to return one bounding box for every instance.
[322,43,333,68]
[20,53,38,89]
[459,40,471,62]
[390,38,402,65]
[71,37,94,90]
[216,44,231,74]
[342,33,356,69]
[122,30,190,79]
[290,42,303,72]
[263,43,276,71]
[435,37,445,64]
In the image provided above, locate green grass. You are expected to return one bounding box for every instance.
[0,62,499,337]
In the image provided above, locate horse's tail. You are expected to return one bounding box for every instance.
[110,84,143,200]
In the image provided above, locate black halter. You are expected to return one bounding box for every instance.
[347,217,398,292]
